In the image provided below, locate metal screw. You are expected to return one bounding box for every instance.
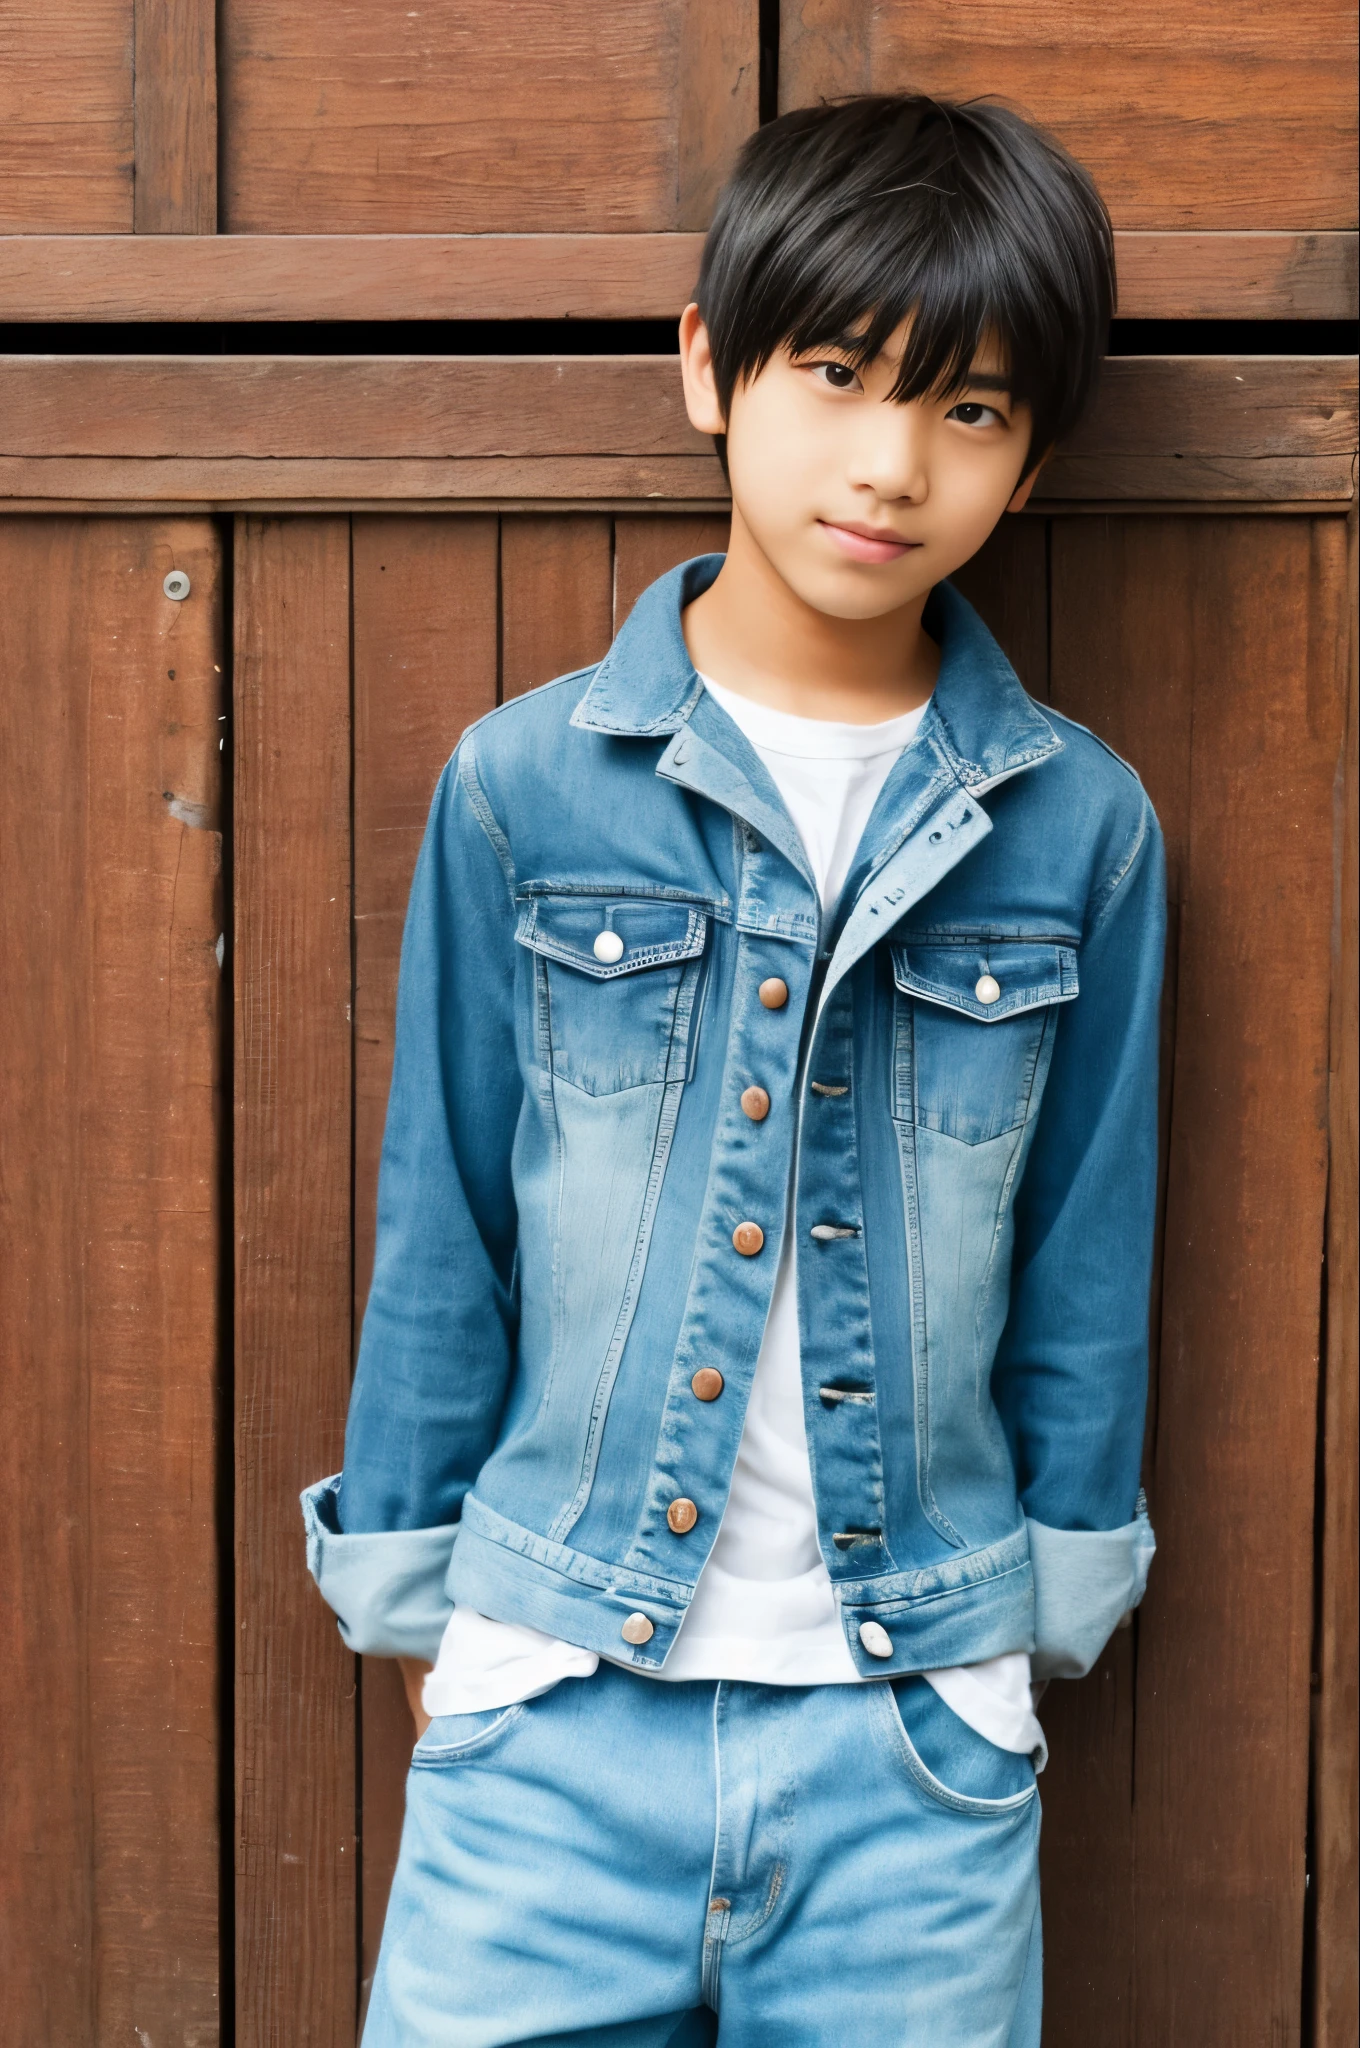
[163,570,191,601]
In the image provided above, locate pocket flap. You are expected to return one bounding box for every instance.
[516,895,708,978]
[892,939,1078,1021]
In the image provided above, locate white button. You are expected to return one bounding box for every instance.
[858,1620,894,1659]
[975,973,1001,1005]
[593,929,625,964]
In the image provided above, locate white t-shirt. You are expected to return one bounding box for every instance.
[423,673,1045,1763]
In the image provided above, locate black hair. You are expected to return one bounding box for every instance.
[696,94,1115,477]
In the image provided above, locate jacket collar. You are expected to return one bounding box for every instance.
[570,552,1062,789]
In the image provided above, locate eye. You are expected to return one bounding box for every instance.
[947,400,1005,428]
[808,361,863,392]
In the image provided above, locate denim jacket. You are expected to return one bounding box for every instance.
[303,556,1160,1684]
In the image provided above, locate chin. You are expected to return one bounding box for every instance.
[787,558,933,622]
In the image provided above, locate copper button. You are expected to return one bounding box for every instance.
[620,1612,655,1645]
[758,976,789,1009]
[732,1221,765,1256]
[740,1084,771,1121]
[666,1497,699,1535]
[691,1367,725,1401]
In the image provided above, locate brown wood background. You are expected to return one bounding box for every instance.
[0,0,1355,2042]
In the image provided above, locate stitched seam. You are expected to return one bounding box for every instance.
[458,739,517,901]
[1085,791,1152,938]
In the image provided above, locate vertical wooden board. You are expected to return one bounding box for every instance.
[133,0,218,232]
[351,516,500,2004]
[1133,519,1345,2043]
[1315,506,1358,2047]
[220,0,757,232]
[779,0,1358,231]
[0,0,133,230]
[1039,516,1197,2045]
[950,517,1049,700]
[613,513,732,629]
[0,518,224,2042]
[235,517,356,2047]
[500,515,614,701]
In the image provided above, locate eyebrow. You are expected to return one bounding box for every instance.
[958,371,1012,394]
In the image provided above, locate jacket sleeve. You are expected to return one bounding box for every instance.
[992,783,1165,1679]
[301,734,523,1659]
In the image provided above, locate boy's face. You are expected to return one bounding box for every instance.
[680,308,1039,623]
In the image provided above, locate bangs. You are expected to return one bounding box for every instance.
[697,96,1115,469]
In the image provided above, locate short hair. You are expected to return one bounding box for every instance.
[696,94,1115,477]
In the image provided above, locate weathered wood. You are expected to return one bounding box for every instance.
[133,0,217,232]
[780,0,1358,231]
[220,0,758,233]
[613,512,732,624]
[949,516,1049,700]
[500,514,614,698]
[0,231,1351,324]
[0,455,731,507]
[351,516,500,2006]
[234,516,356,2047]
[0,0,132,231]
[677,0,760,231]
[1315,505,1358,2046]
[0,517,223,2040]
[1132,519,1345,2041]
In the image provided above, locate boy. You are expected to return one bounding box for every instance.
[303,93,1161,2046]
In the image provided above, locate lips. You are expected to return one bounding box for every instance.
[817,519,919,564]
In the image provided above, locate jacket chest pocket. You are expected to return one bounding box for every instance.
[890,938,1079,1145]
[516,895,709,1097]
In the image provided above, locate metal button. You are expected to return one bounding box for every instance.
[691,1367,724,1401]
[593,929,625,964]
[858,1620,894,1659]
[975,973,1001,1005]
[620,1612,654,1645]
[732,1221,765,1256]
[758,977,789,1009]
[740,1084,770,1121]
[666,1497,699,1534]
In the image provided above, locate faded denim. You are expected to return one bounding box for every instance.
[361,1661,1043,2047]
[303,556,1162,1683]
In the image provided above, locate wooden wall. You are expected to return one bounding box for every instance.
[0,1,1355,2044]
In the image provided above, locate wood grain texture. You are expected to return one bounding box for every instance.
[779,0,1359,231]
[1131,520,1346,2042]
[948,517,1049,700]
[613,512,734,624]
[133,0,217,233]
[500,515,614,699]
[220,0,757,234]
[234,517,356,2047]
[0,0,132,230]
[0,232,1350,324]
[0,517,224,2041]
[350,517,500,2010]
[1315,505,1358,2047]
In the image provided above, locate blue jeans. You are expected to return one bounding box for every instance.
[363,1663,1042,2047]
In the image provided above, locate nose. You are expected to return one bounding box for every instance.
[845,400,929,503]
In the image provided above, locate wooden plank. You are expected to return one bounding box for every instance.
[500,515,614,698]
[677,0,760,231]
[1315,504,1358,2046]
[779,0,1358,232]
[613,511,732,623]
[1039,517,1199,2046]
[0,517,223,2041]
[234,516,356,2047]
[220,0,758,234]
[0,0,132,231]
[350,516,501,2014]
[0,455,732,507]
[1132,519,1346,2041]
[133,0,217,233]
[0,231,1352,324]
[949,517,1049,699]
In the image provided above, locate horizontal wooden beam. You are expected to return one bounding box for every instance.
[0,355,1352,506]
[0,232,1354,324]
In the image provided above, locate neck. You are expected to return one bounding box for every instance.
[681,506,938,723]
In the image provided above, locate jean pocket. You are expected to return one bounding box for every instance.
[409,1701,526,1768]
[885,1676,1036,1816]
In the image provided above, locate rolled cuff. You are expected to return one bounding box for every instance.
[301,1474,457,1660]
[1026,1503,1156,1680]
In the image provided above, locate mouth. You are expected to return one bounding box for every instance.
[816,519,921,565]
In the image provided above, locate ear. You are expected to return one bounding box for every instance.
[679,303,727,437]
[1006,454,1047,514]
